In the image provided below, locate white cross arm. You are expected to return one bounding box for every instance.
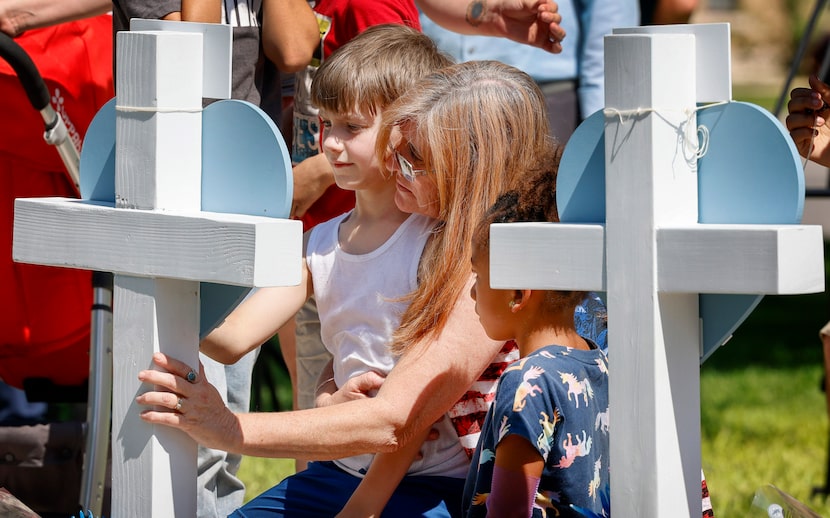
[489,223,606,291]
[657,224,825,294]
[490,222,824,295]
[13,197,302,287]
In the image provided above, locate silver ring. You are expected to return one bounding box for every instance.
[176,397,183,412]
[186,370,197,384]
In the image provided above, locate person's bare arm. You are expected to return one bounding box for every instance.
[787,75,830,168]
[138,279,504,460]
[261,0,318,72]
[200,234,312,364]
[337,428,430,518]
[486,435,544,516]
[415,0,565,53]
[0,0,110,37]
[181,0,220,23]
[291,153,336,219]
[315,362,427,518]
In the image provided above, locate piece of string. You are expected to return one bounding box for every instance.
[115,105,203,113]
[603,101,728,161]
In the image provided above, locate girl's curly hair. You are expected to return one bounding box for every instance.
[474,141,586,310]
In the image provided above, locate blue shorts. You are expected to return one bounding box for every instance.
[231,461,465,517]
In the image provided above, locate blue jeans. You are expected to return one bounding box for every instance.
[231,461,465,517]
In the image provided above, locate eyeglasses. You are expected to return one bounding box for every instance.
[395,151,428,182]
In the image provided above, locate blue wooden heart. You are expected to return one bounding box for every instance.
[79,98,293,338]
[558,102,804,362]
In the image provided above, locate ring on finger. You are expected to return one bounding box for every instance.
[186,370,198,384]
[176,397,183,412]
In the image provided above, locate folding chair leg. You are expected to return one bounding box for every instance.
[80,272,114,516]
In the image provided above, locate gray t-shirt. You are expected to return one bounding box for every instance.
[112,0,263,105]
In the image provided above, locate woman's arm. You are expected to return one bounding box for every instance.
[0,0,110,37]
[261,0,318,72]
[139,280,504,459]
[414,0,565,53]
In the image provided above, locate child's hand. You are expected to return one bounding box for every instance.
[323,371,386,407]
[413,426,441,461]
[786,74,830,166]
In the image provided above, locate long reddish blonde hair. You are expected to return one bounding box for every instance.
[377,60,554,355]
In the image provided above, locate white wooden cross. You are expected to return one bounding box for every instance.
[490,25,825,516]
[12,27,301,516]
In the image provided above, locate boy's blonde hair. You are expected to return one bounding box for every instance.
[379,60,554,354]
[310,23,452,116]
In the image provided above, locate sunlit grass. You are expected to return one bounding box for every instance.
[702,364,830,515]
[733,83,781,113]
[237,456,295,502]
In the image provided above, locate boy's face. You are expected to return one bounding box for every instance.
[319,108,387,191]
[470,242,516,341]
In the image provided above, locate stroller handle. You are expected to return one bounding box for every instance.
[0,31,81,191]
[0,32,50,111]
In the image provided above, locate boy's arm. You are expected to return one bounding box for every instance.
[316,363,422,517]
[336,428,430,518]
[317,366,422,517]
[487,434,544,516]
[261,0,319,72]
[200,233,313,364]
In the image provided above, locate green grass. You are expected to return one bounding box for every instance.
[700,286,830,516]
[698,238,830,516]
[733,83,782,113]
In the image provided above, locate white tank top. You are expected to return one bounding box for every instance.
[306,211,470,479]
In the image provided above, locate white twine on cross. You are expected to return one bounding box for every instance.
[603,101,729,163]
[115,105,204,113]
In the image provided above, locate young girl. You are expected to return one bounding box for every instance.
[463,144,610,518]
